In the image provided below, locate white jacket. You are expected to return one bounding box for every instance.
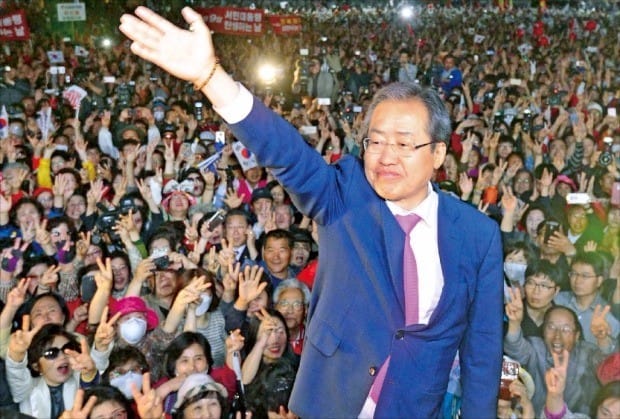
[6,354,80,418]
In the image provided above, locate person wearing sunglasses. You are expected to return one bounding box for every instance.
[6,323,98,418]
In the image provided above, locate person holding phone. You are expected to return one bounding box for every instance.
[119,8,504,417]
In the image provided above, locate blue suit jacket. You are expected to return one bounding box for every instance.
[231,96,504,418]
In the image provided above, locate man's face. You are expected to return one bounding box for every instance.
[263,237,292,278]
[30,296,65,329]
[524,273,558,310]
[567,207,588,234]
[252,198,272,218]
[569,262,602,299]
[276,288,306,332]
[225,215,248,247]
[274,205,293,230]
[364,99,446,210]
[543,308,579,356]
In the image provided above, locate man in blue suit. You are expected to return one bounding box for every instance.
[120,7,504,417]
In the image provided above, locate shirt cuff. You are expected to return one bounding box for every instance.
[213,83,254,125]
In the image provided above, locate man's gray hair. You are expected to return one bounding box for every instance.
[362,82,452,145]
[273,278,312,306]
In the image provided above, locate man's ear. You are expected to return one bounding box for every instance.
[432,142,447,170]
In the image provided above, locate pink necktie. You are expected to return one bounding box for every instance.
[395,213,421,325]
[369,213,421,404]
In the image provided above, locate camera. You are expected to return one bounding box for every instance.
[599,137,614,167]
[152,255,170,270]
[340,106,354,124]
[522,109,532,133]
[483,90,496,107]
[116,83,131,109]
[207,209,226,231]
[194,101,204,121]
[544,221,561,244]
[493,112,503,132]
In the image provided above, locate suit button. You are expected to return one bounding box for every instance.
[369,366,377,376]
[395,330,405,340]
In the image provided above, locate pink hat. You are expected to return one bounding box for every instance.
[555,174,577,192]
[597,352,620,385]
[109,296,159,331]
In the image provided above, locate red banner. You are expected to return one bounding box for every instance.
[268,15,302,35]
[196,7,264,36]
[0,10,30,41]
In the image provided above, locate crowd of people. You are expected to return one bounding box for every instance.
[0,1,619,418]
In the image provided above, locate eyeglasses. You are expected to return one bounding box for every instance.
[92,408,128,419]
[568,271,597,280]
[545,323,575,335]
[276,300,304,312]
[42,341,80,360]
[362,138,434,157]
[524,280,556,291]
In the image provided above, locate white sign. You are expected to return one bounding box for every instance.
[57,3,86,22]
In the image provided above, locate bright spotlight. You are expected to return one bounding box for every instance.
[101,38,112,48]
[258,64,277,85]
[400,5,414,19]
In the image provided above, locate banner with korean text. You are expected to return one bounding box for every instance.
[0,10,30,41]
[267,15,302,35]
[196,7,264,36]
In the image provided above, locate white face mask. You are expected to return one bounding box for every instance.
[504,262,527,286]
[195,293,213,317]
[110,371,143,399]
[120,317,147,345]
[153,110,165,122]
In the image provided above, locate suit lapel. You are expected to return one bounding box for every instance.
[431,191,463,324]
[378,201,407,321]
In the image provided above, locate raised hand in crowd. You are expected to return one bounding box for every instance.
[222,261,241,304]
[505,287,524,333]
[8,314,43,362]
[93,306,121,352]
[224,188,244,209]
[0,237,28,275]
[58,388,97,419]
[64,337,97,381]
[132,372,164,419]
[234,265,266,312]
[590,304,613,350]
[163,274,211,333]
[544,349,570,417]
